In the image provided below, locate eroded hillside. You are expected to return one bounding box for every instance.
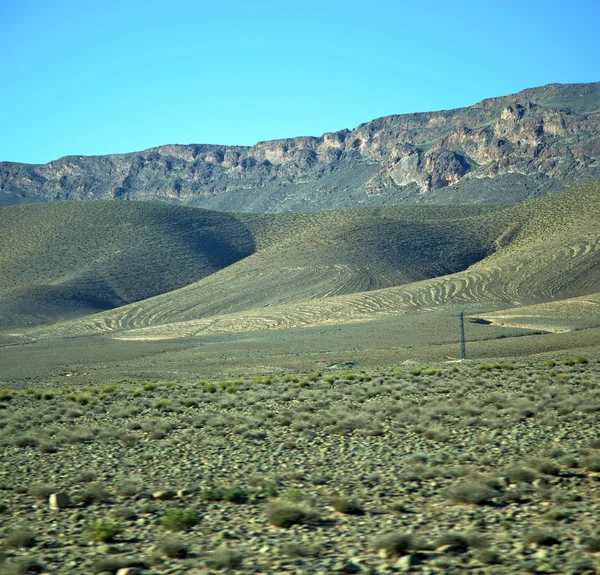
[1,83,599,211]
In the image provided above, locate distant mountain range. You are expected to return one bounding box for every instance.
[1,82,599,211]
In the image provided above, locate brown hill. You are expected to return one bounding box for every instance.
[1,82,599,211]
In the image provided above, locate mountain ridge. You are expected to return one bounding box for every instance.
[2,82,599,211]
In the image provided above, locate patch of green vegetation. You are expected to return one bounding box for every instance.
[161,508,200,531]
[200,485,247,503]
[85,519,122,543]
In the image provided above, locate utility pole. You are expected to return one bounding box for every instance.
[459,311,466,360]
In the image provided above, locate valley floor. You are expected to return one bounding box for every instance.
[1,359,600,574]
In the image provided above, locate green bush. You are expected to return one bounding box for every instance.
[5,527,37,549]
[85,519,122,542]
[158,536,188,558]
[445,480,499,505]
[212,546,243,569]
[200,485,247,503]
[266,501,318,528]
[161,508,199,531]
[371,532,414,557]
[329,496,364,515]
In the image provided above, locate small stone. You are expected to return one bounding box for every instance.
[152,490,176,500]
[177,488,191,497]
[49,492,70,510]
[396,554,421,570]
[116,569,140,575]
[259,545,270,553]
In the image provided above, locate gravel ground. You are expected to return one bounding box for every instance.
[1,358,600,574]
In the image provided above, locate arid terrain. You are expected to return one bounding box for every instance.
[2,82,600,574]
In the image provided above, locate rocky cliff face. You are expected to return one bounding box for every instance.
[1,82,599,211]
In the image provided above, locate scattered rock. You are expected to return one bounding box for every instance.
[49,492,70,510]
[152,490,176,500]
[396,554,422,570]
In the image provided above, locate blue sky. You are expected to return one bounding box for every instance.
[1,0,599,164]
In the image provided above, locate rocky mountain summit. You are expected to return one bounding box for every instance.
[2,82,599,211]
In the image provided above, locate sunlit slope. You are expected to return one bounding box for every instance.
[474,293,600,333]
[26,180,600,341]
[0,202,255,328]
[18,204,509,337]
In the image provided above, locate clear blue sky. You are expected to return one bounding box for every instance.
[1,0,599,164]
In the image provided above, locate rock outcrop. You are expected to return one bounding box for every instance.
[1,82,599,211]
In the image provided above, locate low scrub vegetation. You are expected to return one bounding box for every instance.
[0,359,599,573]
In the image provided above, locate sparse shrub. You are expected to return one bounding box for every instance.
[545,360,557,368]
[423,427,450,442]
[476,548,501,565]
[525,528,560,546]
[527,458,560,476]
[38,442,57,453]
[102,384,117,394]
[445,480,499,505]
[568,557,596,574]
[14,435,39,448]
[543,507,571,521]
[153,399,172,410]
[390,502,410,515]
[506,467,538,484]
[28,483,57,500]
[76,470,98,483]
[581,455,600,472]
[212,546,243,570]
[161,508,199,531]
[503,488,529,504]
[465,531,490,549]
[111,507,137,521]
[266,501,318,528]
[478,363,492,371]
[116,481,139,497]
[329,496,364,515]
[281,488,306,502]
[584,535,600,552]
[434,532,469,551]
[150,428,167,440]
[371,532,415,557]
[92,557,128,574]
[85,519,122,542]
[5,528,36,549]
[282,542,319,558]
[76,393,93,405]
[200,485,247,503]
[0,502,7,513]
[410,368,422,376]
[158,536,188,558]
[79,482,111,504]
[1,555,44,574]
